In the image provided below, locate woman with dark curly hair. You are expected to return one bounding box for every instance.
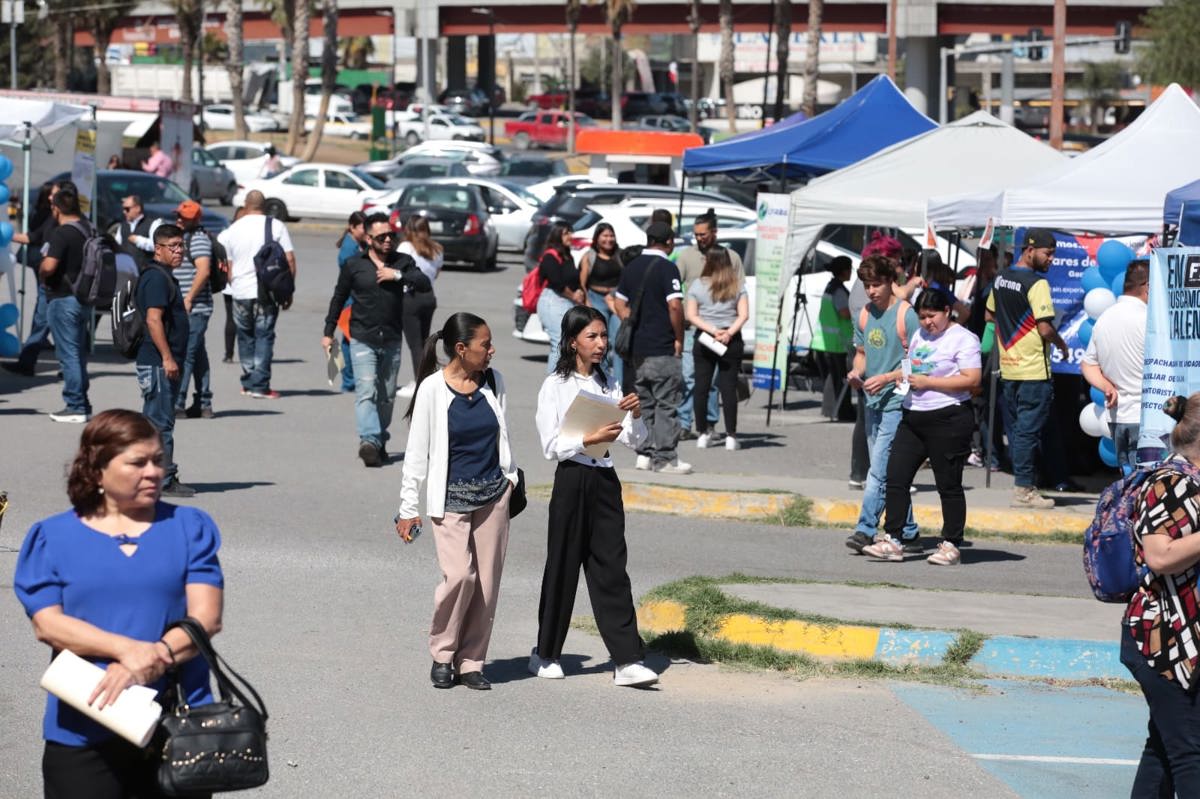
[13,409,224,798]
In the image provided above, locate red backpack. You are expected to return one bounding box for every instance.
[521,249,560,313]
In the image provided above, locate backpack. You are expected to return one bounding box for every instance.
[66,220,119,307]
[1083,459,1200,602]
[253,216,294,305]
[111,264,177,359]
[521,249,558,314]
[188,229,229,294]
[857,300,910,350]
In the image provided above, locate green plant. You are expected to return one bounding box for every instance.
[1141,0,1200,87]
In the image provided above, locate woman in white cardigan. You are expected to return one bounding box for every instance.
[396,312,519,691]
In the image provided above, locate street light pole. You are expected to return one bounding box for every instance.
[471,7,496,145]
[9,0,18,90]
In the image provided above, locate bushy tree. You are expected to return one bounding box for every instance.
[1140,0,1200,87]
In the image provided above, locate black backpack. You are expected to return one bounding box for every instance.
[66,220,119,307]
[253,216,294,305]
[111,264,177,359]
[186,228,229,293]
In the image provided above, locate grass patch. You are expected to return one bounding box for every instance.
[570,615,599,637]
[777,496,813,527]
[943,630,987,666]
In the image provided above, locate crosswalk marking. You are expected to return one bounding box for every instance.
[973,754,1139,766]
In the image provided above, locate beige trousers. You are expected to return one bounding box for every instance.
[428,484,511,673]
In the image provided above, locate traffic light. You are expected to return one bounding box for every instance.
[1028,28,1044,62]
[1115,20,1132,55]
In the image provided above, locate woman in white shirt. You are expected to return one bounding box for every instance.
[398,216,444,390]
[684,247,749,450]
[530,305,659,688]
[395,312,519,691]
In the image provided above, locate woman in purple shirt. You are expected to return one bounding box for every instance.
[14,409,224,798]
[863,286,981,566]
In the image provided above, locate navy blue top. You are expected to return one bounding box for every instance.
[338,236,363,269]
[135,264,189,367]
[13,503,224,746]
[445,387,505,512]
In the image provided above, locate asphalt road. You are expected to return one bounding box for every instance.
[0,229,1118,797]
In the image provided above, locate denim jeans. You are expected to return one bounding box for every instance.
[1001,379,1053,488]
[16,284,53,370]
[136,364,180,483]
[1114,422,1139,472]
[175,311,212,411]
[633,354,683,466]
[855,406,918,540]
[587,288,624,387]
[46,295,90,413]
[232,298,278,393]
[678,331,718,431]
[350,339,402,449]
[1121,628,1200,798]
[537,290,576,374]
[340,337,355,392]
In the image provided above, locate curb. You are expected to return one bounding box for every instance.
[637,598,1123,680]
[621,482,1089,537]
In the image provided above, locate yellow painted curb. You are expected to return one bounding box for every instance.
[622,483,792,520]
[806,498,1089,536]
[716,614,880,660]
[637,599,687,634]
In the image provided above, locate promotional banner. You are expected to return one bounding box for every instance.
[71,126,96,217]
[158,100,195,192]
[1140,247,1200,455]
[752,193,793,390]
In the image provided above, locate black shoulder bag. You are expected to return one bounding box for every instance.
[612,259,659,362]
[156,618,270,797]
[483,368,527,518]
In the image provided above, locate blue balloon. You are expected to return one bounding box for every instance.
[1099,436,1118,468]
[0,302,17,328]
[1090,386,1107,408]
[1122,463,1134,477]
[1078,317,1094,348]
[1081,268,1109,293]
[0,220,13,247]
[1111,271,1126,296]
[0,331,17,357]
[1097,240,1134,282]
[0,155,12,182]
[0,184,10,205]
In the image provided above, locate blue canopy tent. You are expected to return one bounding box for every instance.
[1165,178,1200,246]
[681,75,936,184]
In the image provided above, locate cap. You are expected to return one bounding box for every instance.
[1022,228,1056,250]
[645,221,674,244]
[176,200,202,222]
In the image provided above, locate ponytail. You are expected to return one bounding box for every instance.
[404,331,446,420]
[403,312,490,419]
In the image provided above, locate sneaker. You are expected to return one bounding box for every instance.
[396,381,417,398]
[845,531,872,553]
[862,533,904,562]
[901,537,924,555]
[847,478,865,489]
[222,354,234,363]
[1011,485,1055,509]
[696,432,714,449]
[613,661,658,687]
[199,407,215,419]
[248,389,281,400]
[724,435,741,451]
[49,408,88,423]
[927,541,961,566]
[910,484,918,494]
[635,455,652,471]
[678,428,698,441]
[174,406,188,418]
[160,481,197,498]
[967,451,984,468]
[528,647,564,679]
[655,459,694,475]
[359,440,383,468]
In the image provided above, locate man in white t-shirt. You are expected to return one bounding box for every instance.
[1081,259,1149,471]
[217,190,296,399]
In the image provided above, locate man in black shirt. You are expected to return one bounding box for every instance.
[136,223,194,497]
[39,187,91,423]
[322,213,431,467]
[614,221,693,474]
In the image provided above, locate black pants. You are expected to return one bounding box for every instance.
[693,332,743,436]
[43,739,210,799]
[884,403,974,544]
[537,461,644,665]
[1121,628,1200,797]
[402,294,436,382]
[814,349,853,421]
[851,388,869,482]
[222,294,235,360]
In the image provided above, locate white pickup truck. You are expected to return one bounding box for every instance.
[392,111,486,146]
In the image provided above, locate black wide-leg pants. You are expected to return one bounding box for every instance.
[536,461,645,666]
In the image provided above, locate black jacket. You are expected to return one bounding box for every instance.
[323,252,431,346]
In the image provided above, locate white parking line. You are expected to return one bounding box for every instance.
[973,754,1139,766]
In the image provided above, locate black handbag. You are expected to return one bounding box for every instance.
[509,468,527,518]
[156,618,269,797]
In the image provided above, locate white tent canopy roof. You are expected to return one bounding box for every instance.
[926,83,1200,234]
[787,110,1066,268]
[0,98,90,144]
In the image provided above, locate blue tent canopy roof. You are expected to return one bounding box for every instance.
[681,75,936,179]
[1165,178,1200,245]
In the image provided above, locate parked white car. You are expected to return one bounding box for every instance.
[305,111,372,140]
[526,174,615,204]
[358,141,504,182]
[205,141,300,185]
[567,201,757,257]
[393,111,486,146]
[233,163,390,221]
[198,104,280,133]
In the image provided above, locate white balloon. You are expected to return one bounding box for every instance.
[1084,287,1117,320]
[1079,403,1112,438]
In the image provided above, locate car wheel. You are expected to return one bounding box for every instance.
[263,199,289,221]
[351,131,366,140]
[513,132,531,151]
[221,182,237,206]
[405,131,420,146]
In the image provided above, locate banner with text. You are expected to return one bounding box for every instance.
[1140,247,1200,454]
[752,193,793,390]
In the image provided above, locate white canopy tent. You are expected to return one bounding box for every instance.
[926,84,1200,234]
[787,111,1067,273]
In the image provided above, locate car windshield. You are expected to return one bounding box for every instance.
[447,114,474,126]
[101,174,190,205]
[499,182,541,206]
[399,186,475,211]
[501,160,558,178]
[350,168,385,189]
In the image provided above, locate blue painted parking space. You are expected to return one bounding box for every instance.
[892,680,1146,798]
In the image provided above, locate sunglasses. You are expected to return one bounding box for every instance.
[371,233,394,244]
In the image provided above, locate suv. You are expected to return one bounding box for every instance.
[521,182,738,269]
[439,87,492,116]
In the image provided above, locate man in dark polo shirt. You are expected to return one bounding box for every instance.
[614,221,693,475]
[136,223,195,497]
[39,187,91,423]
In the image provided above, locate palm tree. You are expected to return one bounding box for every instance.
[566,0,580,152]
[52,11,69,90]
[606,0,635,128]
[341,37,374,70]
[283,0,310,155]
[226,0,248,138]
[772,0,791,121]
[174,0,201,103]
[300,0,337,162]
[719,0,736,131]
[687,0,702,130]
[87,0,136,95]
[802,0,823,117]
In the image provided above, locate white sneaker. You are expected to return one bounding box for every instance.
[696,432,713,449]
[528,647,564,679]
[656,459,693,475]
[725,435,741,451]
[635,455,652,471]
[49,408,89,424]
[396,381,416,398]
[614,661,659,687]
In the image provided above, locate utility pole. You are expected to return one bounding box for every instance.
[1049,0,1066,150]
[887,0,897,80]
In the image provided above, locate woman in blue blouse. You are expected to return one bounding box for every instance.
[14,409,224,798]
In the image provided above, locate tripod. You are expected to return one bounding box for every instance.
[766,269,816,426]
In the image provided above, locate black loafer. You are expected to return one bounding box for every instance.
[458,671,491,691]
[431,661,454,689]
